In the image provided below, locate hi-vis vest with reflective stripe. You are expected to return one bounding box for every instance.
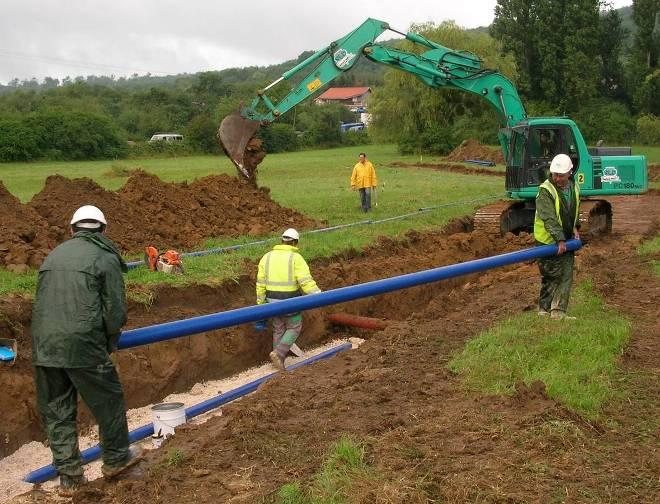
[256,244,320,304]
[533,179,580,244]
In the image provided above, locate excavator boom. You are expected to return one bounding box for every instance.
[218,18,526,180]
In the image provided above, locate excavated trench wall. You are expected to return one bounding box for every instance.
[0,219,537,459]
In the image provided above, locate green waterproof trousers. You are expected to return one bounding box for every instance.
[34,363,129,477]
[538,251,575,314]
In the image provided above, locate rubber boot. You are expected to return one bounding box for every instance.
[102,446,144,479]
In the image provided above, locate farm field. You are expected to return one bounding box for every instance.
[1,143,658,503]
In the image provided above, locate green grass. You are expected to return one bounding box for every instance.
[276,436,372,504]
[0,144,502,297]
[448,281,630,418]
[637,235,660,275]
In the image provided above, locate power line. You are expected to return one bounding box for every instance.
[0,50,177,77]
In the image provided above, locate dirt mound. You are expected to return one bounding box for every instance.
[119,171,318,242]
[29,175,154,253]
[447,138,505,165]
[0,182,55,271]
[18,172,321,257]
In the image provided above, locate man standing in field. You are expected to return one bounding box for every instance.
[31,205,141,494]
[533,154,581,320]
[350,152,378,212]
[255,228,321,371]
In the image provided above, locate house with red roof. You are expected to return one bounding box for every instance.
[315,86,371,109]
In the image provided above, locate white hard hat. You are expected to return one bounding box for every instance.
[282,228,299,241]
[549,154,573,174]
[70,205,107,228]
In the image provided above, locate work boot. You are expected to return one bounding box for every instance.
[101,446,144,479]
[58,474,87,496]
[538,309,550,317]
[269,351,286,371]
[551,310,576,320]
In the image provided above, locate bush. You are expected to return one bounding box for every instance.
[257,123,298,153]
[635,115,660,145]
[27,110,128,160]
[0,116,40,161]
[573,100,636,144]
[398,125,457,155]
[184,114,221,154]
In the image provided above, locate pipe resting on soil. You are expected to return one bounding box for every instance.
[118,240,582,350]
[23,342,352,484]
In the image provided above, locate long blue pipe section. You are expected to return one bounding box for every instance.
[23,342,352,484]
[118,240,581,350]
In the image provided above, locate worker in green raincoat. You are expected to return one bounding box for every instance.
[533,154,581,320]
[31,205,141,494]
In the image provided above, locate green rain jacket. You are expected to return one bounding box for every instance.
[32,231,128,368]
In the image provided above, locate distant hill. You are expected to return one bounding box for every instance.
[0,5,637,95]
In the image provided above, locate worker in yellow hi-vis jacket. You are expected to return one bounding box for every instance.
[255,228,321,371]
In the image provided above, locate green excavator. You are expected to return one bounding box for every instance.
[218,18,648,235]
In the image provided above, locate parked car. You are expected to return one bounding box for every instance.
[149,133,184,143]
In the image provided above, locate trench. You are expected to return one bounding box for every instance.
[0,216,537,459]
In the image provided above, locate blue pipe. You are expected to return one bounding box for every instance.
[465,159,496,167]
[23,342,352,484]
[118,240,581,350]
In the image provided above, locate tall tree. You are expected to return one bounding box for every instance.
[492,0,604,109]
[598,8,626,100]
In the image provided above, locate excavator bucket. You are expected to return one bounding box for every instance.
[218,112,263,181]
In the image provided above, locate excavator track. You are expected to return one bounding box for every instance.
[474,198,613,239]
[473,200,533,236]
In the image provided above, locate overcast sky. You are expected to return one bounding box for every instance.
[0,0,632,85]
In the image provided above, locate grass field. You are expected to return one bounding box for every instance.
[0,144,503,296]
[448,281,630,418]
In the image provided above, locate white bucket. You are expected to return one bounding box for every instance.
[152,402,186,440]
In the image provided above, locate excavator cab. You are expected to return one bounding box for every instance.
[505,123,582,193]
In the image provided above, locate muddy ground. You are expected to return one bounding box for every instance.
[2,190,659,502]
[0,172,320,269]
[388,161,504,177]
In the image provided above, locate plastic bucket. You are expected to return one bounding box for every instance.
[151,402,186,439]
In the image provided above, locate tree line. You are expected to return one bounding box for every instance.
[0,1,657,162]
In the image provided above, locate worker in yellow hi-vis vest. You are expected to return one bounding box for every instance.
[255,229,321,371]
[533,154,581,320]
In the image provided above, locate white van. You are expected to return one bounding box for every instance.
[149,133,183,143]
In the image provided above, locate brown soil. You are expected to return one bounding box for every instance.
[388,161,504,177]
[1,171,320,266]
[446,138,505,164]
[649,163,660,183]
[3,192,659,502]
[0,183,56,272]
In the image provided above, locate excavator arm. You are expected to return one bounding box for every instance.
[219,18,527,180]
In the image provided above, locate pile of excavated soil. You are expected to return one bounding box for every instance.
[3,171,321,260]
[0,182,55,271]
[447,138,505,164]
[119,171,317,240]
[29,175,154,253]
